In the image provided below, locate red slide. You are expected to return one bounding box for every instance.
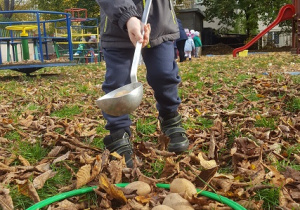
[233,4,295,57]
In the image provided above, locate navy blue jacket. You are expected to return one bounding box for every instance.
[176,18,187,42]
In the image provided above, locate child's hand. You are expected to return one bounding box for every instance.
[127,17,151,47]
[142,23,151,48]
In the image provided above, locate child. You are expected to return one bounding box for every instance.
[74,37,86,56]
[96,0,189,168]
[184,34,195,61]
[193,31,202,58]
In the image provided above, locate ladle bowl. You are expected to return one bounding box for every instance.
[95,82,143,116]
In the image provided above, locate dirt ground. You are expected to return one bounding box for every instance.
[202,43,292,55]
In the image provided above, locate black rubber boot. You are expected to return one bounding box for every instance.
[159,112,189,153]
[103,129,133,168]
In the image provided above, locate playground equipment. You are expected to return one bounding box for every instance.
[54,8,101,64]
[233,0,300,57]
[0,10,75,75]
[5,25,38,61]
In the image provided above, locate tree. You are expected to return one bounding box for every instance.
[30,0,99,18]
[197,0,291,36]
[0,0,15,18]
[0,0,34,19]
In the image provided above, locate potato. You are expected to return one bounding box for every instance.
[124,181,151,196]
[152,205,174,210]
[170,178,197,198]
[162,193,194,210]
[114,90,130,97]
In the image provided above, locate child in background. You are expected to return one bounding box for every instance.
[193,31,202,58]
[184,34,195,61]
[184,28,190,58]
[190,29,195,38]
[74,37,86,56]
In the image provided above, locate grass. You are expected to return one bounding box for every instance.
[253,187,280,209]
[136,117,157,134]
[91,137,105,149]
[286,97,300,112]
[274,159,300,172]
[50,105,82,119]
[184,117,214,130]
[226,129,241,148]
[255,117,277,130]
[143,159,165,179]
[4,130,21,141]
[9,185,34,209]
[286,144,300,159]
[11,139,49,165]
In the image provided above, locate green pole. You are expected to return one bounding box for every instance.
[6,41,10,62]
[53,41,60,58]
[21,37,30,60]
[14,44,18,62]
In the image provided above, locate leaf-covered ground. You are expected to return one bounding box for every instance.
[0,52,299,210]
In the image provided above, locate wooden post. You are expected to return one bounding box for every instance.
[292,0,300,54]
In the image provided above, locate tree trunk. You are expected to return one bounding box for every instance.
[2,0,15,19]
[245,12,250,37]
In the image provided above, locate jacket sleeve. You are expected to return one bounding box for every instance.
[95,0,141,30]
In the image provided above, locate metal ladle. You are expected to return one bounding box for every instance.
[96,0,152,116]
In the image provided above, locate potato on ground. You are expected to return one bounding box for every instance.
[170,178,197,198]
[162,193,194,210]
[124,181,151,196]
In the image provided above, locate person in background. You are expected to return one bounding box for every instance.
[190,29,195,38]
[184,28,190,58]
[184,34,195,61]
[176,18,188,62]
[95,0,189,168]
[74,37,86,56]
[87,35,98,62]
[190,29,195,57]
[193,31,202,58]
[88,35,98,49]
[184,28,190,37]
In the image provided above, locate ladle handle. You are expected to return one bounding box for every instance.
[130,0,152,83]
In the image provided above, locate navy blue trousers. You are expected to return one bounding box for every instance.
[102,41,181,133]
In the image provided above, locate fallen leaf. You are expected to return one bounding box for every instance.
[17,180,40,203]
[99,173,127,204]
[76,164,91,189]
[18,155,31,166]
[0,188,14,210]
[33,170,57,189]
[198,152,217,169]
[53,151,70,164]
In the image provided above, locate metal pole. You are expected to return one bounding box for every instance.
[66,14,73,61]
[0,41,2,64]
[43,22,49,60]
[37,12,44,62]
